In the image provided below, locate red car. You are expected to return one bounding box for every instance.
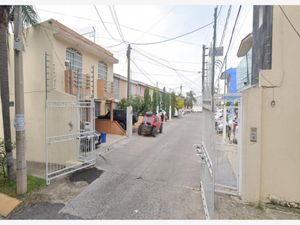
[138,112,163,137]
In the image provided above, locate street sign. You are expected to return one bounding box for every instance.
[209,47,224,57]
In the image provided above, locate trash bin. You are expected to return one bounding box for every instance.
[101,132,106,143]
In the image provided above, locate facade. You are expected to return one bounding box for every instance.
[113,73,161,102]
[241,6,300,204]
[113,73,127,101]
[0,19,118,165]
[220,67,237,94]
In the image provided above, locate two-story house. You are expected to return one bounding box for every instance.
[0,19,118,182]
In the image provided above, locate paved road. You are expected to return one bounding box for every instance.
[61,113,204,219]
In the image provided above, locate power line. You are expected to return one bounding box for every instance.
[130,20,214,46]
[133,48,199,73]
[130,71,197,77]
[37,7,203,47]
[217,5,242,80]
[135,6,176,42]
[219,5,232,47]
[279,5,300,39]
[130,59,157,86]
[132,49,199,89]
[93,5,120,42]
[108,5,126,42]
[133,46,201,66]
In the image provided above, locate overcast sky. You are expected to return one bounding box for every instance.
[35,4,253,96]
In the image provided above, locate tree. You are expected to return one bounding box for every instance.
[171,92,176,116]
[162,87,170,115]
[185,90,197,109]
[118,98,128,109]
[175,96,184,110]
[152,89,157,113]
[143,87,151,114]
[0,6,38,181]
[130,96,144,115]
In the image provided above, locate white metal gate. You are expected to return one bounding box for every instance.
[214,94,242,196]
[44,52,97,184]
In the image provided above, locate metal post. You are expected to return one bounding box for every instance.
[126,106,132,137]
[238,97,243,196]
[180,84,182,96]
[126,44,131,103]
[211,6,218,112]
[202,45,206,94]
[14,6,27,194]
[223,104,227,142]
[91,65,95,98]
[45,52,49,185]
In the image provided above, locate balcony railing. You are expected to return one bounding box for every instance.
[64,70,93,99]
[97,79,114,99]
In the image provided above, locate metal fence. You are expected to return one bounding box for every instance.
[214,94,242,196]
[45,100,96,184]
[45,52,97,185]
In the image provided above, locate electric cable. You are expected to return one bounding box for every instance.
[279,5,300,39]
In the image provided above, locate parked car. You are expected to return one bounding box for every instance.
[138,112,162,137]
[97,109,138,130]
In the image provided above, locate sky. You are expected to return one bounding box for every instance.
[34,4,253,96]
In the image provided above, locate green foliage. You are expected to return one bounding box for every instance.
[143,87,152,114]
[118,97,145,115]
[130,96,144,115]
[21,5,39,27]
[171,92,176,116]
[175,96,185,109]
[118,98,128,110]
[185,90,197,109]
[0,142,6,178]
[162,90,171,116]
[0,174,45,198]
[152,89,158,113]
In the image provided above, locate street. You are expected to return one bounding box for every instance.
[60,113,204,219]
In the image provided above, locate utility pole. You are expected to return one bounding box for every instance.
[126,44,131,103]
[14,6,27,194]
[126,44,132,137]
[202,45,206,95]
[211,6,218,112]
[180,84,182,96]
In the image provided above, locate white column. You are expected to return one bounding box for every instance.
[126,106,132,137]
[169,105,172,121]
[222,105,227,142]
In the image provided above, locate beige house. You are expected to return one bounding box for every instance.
[240,6,300,205]
[0,19,118,174]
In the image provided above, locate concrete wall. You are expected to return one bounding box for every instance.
[242,5,300,203]
[241,87,263,202]
[119,79,127,100]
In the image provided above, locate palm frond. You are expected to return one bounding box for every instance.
[21,5,39,27]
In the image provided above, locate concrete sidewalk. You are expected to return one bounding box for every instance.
[97,134,127,152]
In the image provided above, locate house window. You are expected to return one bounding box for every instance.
[114,78,120,100]
[95,101,101,117]
[258,6,263,28]
[98,62,107,80]
[66,48,82,86]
